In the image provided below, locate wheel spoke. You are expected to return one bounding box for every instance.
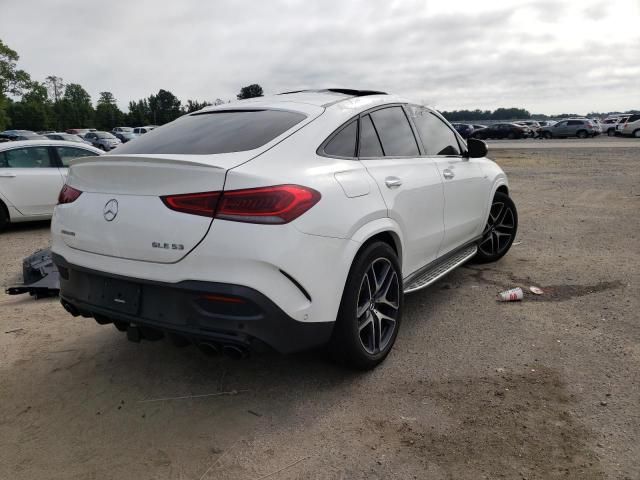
[372,311,382,353]
[356,257,401,356]
[358,312,373,332]
[378,271,399,309]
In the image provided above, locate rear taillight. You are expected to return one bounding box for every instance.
[161,191,221,217]
[161,185,320,224]
[58,185,82,204]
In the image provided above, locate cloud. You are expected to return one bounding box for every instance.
[0,0,638,114]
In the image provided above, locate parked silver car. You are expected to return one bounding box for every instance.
[539,119,598,139]
[84,131,122,151]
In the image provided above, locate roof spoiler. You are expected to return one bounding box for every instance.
[278,88,387,97]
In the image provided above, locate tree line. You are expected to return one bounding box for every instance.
[440,107,638,122]
[0,38,264,132]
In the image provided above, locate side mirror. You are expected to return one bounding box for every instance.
[466,138,488,158]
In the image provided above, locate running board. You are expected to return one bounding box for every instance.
[403,244,478,294]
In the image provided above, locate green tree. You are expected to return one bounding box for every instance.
[45,75,65,103]
[491,107,531,120]
[126,99,151,126]
[148,89,181,125]
[95,91,123,130]
[182,99,211,114]
[237,84,263,100]
[0,39,32,130]
[8,81,53,131]
[60,83,94,129]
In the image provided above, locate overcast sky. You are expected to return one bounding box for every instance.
[2,0,639,114]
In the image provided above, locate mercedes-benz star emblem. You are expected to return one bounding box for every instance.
[103,199,118,222]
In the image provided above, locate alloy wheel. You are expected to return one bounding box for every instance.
[478,201,516,257]
[356,258,400,355]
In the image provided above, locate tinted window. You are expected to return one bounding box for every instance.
[369,107,419,156]
[358,115,383,157]
[324,121,357,157]
[116,110,307,155]
[412,110,461,156]
[567,120,583,126]
[55,146,99,167]
[1,147,53,168]
[628,114,640,122]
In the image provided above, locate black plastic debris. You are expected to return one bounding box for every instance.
[5,248,59,299]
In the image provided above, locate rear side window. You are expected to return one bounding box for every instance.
[358,115,384,157]
[324,120,357,157]
[567,120,583,126]
[412,110,461,156]
[369,107,419,157]
[115,110,307,155]
[1,147,53,168]
[628,115,640,122]
[55,146,99,167]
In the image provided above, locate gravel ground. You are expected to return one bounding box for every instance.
[1,144,639,479]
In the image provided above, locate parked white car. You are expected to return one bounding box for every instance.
[620,114,640,137]
[601,117,624,136]
[51,90,517,369]
[0,140,102,230]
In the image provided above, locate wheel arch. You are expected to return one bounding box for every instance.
[349,218,404,272]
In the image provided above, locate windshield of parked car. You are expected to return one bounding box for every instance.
[96,132,116,139]
[114,109,307,155]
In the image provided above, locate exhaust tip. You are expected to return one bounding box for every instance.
[222,344,249,360]
[61,300,79,317]
[198,342,220,356]
[126,325,142,343]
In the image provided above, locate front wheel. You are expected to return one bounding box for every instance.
[330,242,403,370]
[634,130,640,138]
[474,192,518,264]
[607,129,615,137]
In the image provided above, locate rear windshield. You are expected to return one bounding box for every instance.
[114,109,307,155]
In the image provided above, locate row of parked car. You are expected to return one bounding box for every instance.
[0,125,158,151]
[451,114,640,140]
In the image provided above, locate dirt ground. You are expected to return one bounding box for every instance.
[1,143,639,479]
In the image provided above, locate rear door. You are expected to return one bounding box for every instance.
[410,107,488,255]
[0,145,64,216]
[358,105,445,276]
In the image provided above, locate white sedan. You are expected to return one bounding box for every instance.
[52,89,517,369]
[0,140,102,230]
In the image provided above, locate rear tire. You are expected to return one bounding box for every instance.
[474,192,518,264]
[330,242,403,370]
[607,129,615,137]
[507,132,516,139]
[634,130,640,138]
[0,201,9,232]
[577,130,588,139]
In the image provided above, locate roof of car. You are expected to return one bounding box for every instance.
[0,139,103,152]
[197,91,411,120]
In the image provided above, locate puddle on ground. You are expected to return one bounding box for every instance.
[464,267,623,302]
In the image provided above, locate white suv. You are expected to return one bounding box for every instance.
[621,114,640,137]
[51,89,517,369]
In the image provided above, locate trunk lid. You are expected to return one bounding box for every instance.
[58,153,252,263]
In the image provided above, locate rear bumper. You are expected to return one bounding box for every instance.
[53,254,334,354]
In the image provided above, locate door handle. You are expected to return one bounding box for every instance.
[384,177,402,188]
[442,169,455,180]
[0,173,16,178]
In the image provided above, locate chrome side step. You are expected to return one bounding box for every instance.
[403,244,477,294]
